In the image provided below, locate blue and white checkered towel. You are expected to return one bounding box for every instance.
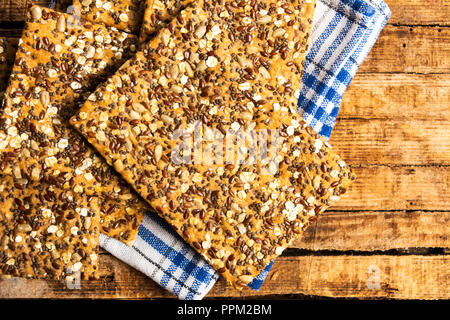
[100,0,390,300]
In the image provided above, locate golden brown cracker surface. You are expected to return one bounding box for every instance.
[71,0,355,290]
[0,6,146,257]
[73,0,146,33]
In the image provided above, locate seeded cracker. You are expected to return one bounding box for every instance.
[71,0,355,289]
[0,6,141,280]
[0,174,101,280]
[73,0,146,33]
[0,6,146,277]
[0,38,19,96]
[138,0,191,44]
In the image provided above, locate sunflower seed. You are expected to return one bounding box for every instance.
[57,15,66,32]
[31,7,42,21]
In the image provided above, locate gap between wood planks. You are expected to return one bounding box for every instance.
[95,247,450,257]
[281,247,448,256]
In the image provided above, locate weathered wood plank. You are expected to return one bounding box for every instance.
[292,211,450,251]
[359,26,449,74]
[333,166,449,211]
[385,0,450,26]
[0,29,22,37]
[0,254,448,299]
[339,73,450,120]
[255,255,450,300]
[0,0,29,22]
[330,119,450,165]
[333,74,450,165]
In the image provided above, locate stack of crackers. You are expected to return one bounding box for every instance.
[0,0,355,290]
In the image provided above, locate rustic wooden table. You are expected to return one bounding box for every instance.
[0,0,448,300]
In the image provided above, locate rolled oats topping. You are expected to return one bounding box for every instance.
[71,0,355,289]
[73,0,146,34]
[138,0,192,44]
[0,5,146,281]
[0,175,100,280]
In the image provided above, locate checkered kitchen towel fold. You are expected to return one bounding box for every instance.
[100,0,390,299]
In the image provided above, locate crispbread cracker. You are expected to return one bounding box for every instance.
[0,174,100,280]
[73,0,146,33]
[0,6,146,255]
[138,0,191,44]
[71,0,354,289]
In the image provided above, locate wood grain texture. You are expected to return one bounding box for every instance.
[359,26,449,74]
[0,29,22,37]
[339,73,450,120]
[334,166,450,211]
[330,119,450,165]
[334,74,450,165]
[385,0,450,26]
[0,0,39,22]
[292,211,450,251]
[0,254,448,299]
